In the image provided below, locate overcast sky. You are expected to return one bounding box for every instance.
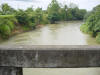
[0,0,100,11]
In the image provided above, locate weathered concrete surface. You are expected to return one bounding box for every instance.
[0,45,100,68]
[0,45,100,50]
[0,67,22,75]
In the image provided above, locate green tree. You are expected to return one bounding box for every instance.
[59,5,68,20]
[15,9,35,28]
[34,8,43,25]
[81,4,100,43]
[66,8,73,20]
[1,3,15,15]
[47,0,61,23]
[0,16,16,38]
[25,7,34,13]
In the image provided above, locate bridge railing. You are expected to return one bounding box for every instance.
[0,45,100,75]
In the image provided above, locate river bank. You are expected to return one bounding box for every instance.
[0,21,99,45]
[0,23,44,42]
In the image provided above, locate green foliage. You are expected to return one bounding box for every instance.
[48,12,60,23]
[34,8,43,25]
[0,15,17,24]
[15,9,35,28]
[1,3,16,15]
[94,21,100,32]
[77,9,87,20]
[25,7,34,13]
[48,0,60,13]
[66,7,87,20]
[85,6,100,37]
[59,5,67,21]
[81,4,100,43]
[22,26,30,31]
[15,10,29,25]
[41,14,49,24]
[0,15,17,39]
[84,11,92,21]
[80,23,89,33]
[0,25,11,38]
[96,33,100,43]
[0,15,17,29]
[47,0,61,23]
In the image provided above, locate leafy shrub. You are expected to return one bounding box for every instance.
[0,25,11,38]
[0,3,16,15]
[48,12,60,24]
[96,33,100,43]
[81,4,100,43]
[0,15,17,38]
[41,14,49,24]
[15,10,35,28]
[80,23,89,33]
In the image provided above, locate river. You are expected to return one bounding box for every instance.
[1,21,100,75]
[0,21,99,45]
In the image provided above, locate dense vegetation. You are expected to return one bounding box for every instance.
[0,0,87,39]
[80,4,100,43]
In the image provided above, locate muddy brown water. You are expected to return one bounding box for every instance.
[0,21,99,45]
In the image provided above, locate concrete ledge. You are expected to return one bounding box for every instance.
[0,45,100,68]
[0,67,22,75]
[0,45,100,50]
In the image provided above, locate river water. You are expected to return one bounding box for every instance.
[1,21,100,75]
[0,21,99,45]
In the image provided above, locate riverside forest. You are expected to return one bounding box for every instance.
[0,0,100,45]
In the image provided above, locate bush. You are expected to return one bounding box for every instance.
[96,33,100,43]
[0,25,11,38]
[15,10,36,28]
[48,12,60,23]
[41,14,49,24]
[1,3,16,15]
[81,4,100,43]
[80,23,89,33]
[15,10,29,25]
[0,15,17,39]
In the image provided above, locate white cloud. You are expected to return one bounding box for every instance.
[0,0,100,10]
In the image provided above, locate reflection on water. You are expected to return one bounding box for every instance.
[0,21,99,45]
[23,68,100,75]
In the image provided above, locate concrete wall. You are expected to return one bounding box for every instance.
[0,45,100,75]
[0,45,100,68]
[0,67,22,75]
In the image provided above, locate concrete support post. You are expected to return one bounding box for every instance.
[0,66,23,75]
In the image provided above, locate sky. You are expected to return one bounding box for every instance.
[0,0,100,11]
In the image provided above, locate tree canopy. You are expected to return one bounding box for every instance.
[80,4,100,43]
